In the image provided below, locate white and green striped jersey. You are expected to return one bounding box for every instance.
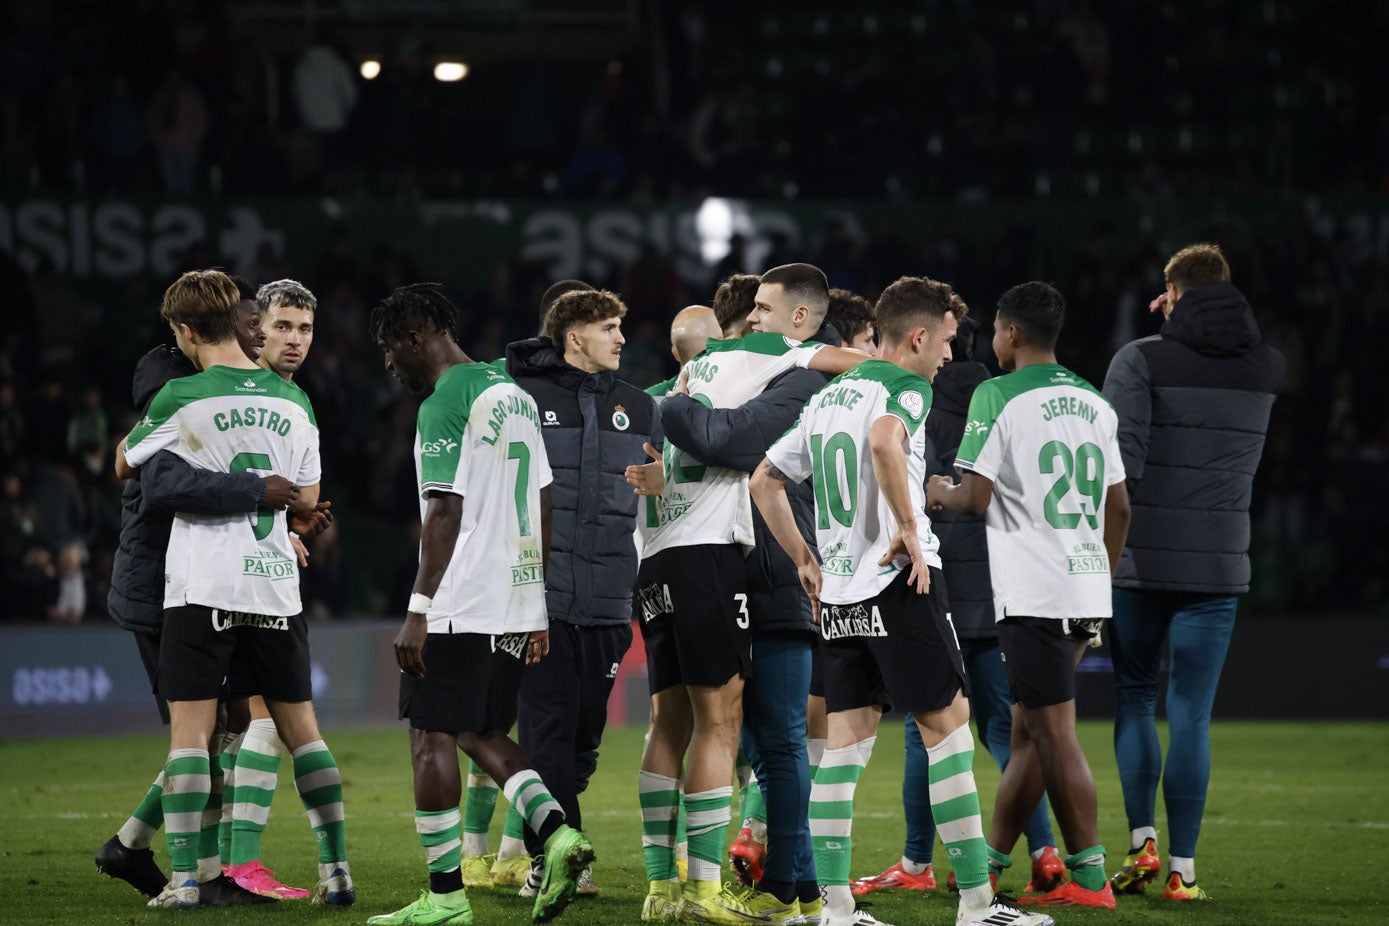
[414,362,553,634]
[765,360,942,606]
[955,363,1126,620]
[124,365,320,616]
[643,331,825,557]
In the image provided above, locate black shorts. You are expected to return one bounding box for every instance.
[134,629,170,724]
[808,637,824,699]
[635,544,752,694]
[996,616,1101,709]
[820,567,966,715]
[159,605,312,703]
[399,632,527,735]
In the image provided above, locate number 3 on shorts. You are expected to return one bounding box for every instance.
[733,593,750,629]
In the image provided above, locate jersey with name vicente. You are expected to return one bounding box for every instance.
[766,360,942,605]
[415,362,553,634]
[124,365,320,616]
[644,331,825,557]
[955,363,1125,620]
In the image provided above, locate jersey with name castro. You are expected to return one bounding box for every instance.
[766,360,941,605]
[644,331,824,557]
[415,362,553,634]
[955,363,1125,620]
[124,365,320,616]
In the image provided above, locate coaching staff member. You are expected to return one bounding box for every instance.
[1102,243,1285,901]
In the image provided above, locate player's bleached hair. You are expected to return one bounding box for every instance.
[1164,243,1231,293]
[874,276,968,346]
[161,269,241,344]
[545,289,627,347]
[370,282,461,345]
[257,278,317,313]
[759,263,830,327]
[996,281,1065,350]
[712,273,760,337]
[826,287,875,345]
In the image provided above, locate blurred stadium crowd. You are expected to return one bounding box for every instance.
[1,0,1383,621]
[4,1,1384,200]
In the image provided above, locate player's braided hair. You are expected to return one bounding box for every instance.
[370,282,461,345]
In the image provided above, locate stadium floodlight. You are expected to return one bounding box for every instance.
[360,59,381,80]
[434,62,468,82]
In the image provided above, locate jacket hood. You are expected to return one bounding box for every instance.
[133,345,196,413]
[505,336,613,389]
[813,320,844,348]
[930,360,991,416]
[1161,282,1262,358]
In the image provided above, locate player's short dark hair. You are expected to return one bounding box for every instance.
[230,275,258,303]
[712,273,760,335]
[545,289,627,346]
[995,281,1065,350]
[759,263,830,326]
[539,279,595,329]
[370,282,461,345]
[874,276,968,345]
[257,278,318,313]
[1164,243,1231,292]
[826,288,875,345]
[161,269,241,343]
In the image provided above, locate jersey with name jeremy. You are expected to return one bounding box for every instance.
[416,362,554,634]
[955,364,1125,620]
[124,366,320,616]
[766,360,941,605]
[643,331,825,557]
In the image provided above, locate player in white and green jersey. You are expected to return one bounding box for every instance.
[116,270,353,910]
[368,283,592,926]
[754,277,1051,926]
[626,270,868,924]
[929,281,1131,911]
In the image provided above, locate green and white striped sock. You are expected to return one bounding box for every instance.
[217,732,243,861]
[675,791,688,869]
[198,734,227,881]
[684,786,733,884]
[638,770,680,882]
[416,807,462,874]
[462,761,497,858]
[162,748,211,881]
[810,738,875,916]
[292,740,347,865]
[502,770,564,846]
[1067,845,1107,891]
[498,801,528,859]
[118,771,165,851]
[925,723,989,902]
[229,718,281,866]
[807,738,826,781]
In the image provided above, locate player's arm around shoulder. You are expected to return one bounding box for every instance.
[807,344,873,376]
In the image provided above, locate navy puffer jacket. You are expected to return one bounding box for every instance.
[1103,282,1286,593]
[506,338,662,625]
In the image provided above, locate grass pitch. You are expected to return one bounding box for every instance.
[1,720,1383,925]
